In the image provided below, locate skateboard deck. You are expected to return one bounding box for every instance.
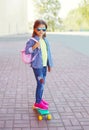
[33,106,52,120]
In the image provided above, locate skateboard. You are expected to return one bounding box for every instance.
[33,106,52,121]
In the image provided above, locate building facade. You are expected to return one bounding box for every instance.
[0,0,28,36]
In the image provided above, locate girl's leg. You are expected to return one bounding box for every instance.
[40,67,47,99]
[33,67,47,103]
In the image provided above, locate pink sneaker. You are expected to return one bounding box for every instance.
[34,101,48,110]
[42,99,49,106]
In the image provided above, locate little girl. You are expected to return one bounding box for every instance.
[25,19,53,110]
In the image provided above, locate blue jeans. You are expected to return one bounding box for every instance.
[33,67,47,103]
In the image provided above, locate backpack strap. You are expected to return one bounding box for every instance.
[30,37,39,61]
[30,37,40,49]
[30,37,38,43]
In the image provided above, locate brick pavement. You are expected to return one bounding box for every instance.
[0,35,89,130]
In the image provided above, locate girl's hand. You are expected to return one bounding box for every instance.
[32,42,40,50]
[48,66,51,72]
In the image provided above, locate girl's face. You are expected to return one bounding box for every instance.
[34,24,46,38]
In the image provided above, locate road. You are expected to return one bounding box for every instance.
[1,33,89,56]
[0,33,89,130]
[47,33,89,57]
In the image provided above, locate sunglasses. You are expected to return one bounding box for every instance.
[37,28,46,32]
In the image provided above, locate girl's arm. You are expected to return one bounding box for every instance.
[32,42,40,50]
[48,66,52,72]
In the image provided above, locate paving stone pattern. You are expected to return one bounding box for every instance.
[0,35,89,130]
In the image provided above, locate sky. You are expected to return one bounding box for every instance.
[28,0,82,20]
[27,0,34,21]
[59,0,82,18]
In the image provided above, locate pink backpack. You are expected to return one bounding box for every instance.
[21,38,38,64]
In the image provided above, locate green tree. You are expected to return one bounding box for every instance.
[79,0,89,25]
[63,9,82,31]
[33,0,61,31]
[63,0,89,31]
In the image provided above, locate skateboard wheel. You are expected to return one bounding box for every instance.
[47,114,52,120]
[38,115,43,121]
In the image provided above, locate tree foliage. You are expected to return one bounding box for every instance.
[63,0,89,31]
[33,0,61,31]
[79,0,89,24]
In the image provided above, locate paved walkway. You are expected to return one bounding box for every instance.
[0,34,89,130]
